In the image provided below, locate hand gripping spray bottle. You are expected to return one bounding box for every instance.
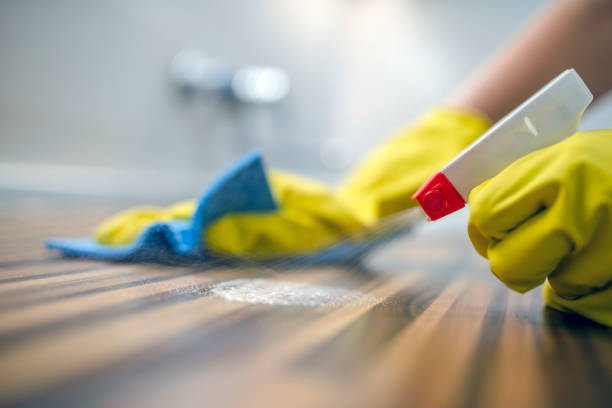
[412,69,593,220]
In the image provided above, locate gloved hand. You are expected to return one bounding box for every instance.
[468,129,612,327]
[94,171,365,257]
[95,108,490,257]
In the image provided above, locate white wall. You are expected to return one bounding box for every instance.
[1,0,609,200]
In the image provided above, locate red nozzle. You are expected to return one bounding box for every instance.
[412,172,465,220]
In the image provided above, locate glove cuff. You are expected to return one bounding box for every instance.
[416,107,492,146]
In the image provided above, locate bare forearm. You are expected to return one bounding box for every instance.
[451,0,612,122]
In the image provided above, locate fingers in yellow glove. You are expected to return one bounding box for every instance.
[543,280,612,327]
[338,108,491,224]
[94,199,195,246]
[468,130,612,326]
[205,171,364,257]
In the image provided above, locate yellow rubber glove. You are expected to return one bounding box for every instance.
[95,108,490,257]
[207,108,490,256]
[95,199,195,246]
[468,130,612,327]
[205,171,364,257]
[93,172,364,257]
[338,108,491,224]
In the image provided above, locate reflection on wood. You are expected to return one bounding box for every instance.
[0,209,610,408]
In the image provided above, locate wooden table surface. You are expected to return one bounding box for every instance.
[0,205,611,408]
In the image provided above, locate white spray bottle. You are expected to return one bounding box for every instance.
[412,69,593,220]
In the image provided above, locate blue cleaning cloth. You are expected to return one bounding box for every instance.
[47,151,407,265]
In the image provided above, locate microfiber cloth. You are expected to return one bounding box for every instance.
[46,151,409,265]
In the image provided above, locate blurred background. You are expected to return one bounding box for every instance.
[1,0,611,202]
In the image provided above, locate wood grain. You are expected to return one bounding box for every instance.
[0,207,610,408]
